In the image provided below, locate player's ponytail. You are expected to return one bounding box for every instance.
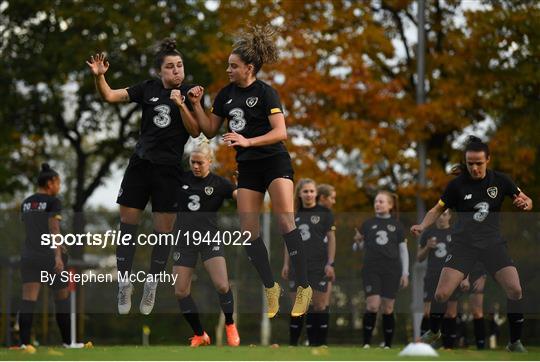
[154,38,183,70]
[316,184,335,203]
[464,135,490,158]
[232,24,278,75]
[190,137,214,163]
[37,163,59,187]
[294,178,316,212]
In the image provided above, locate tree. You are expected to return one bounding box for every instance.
[1,1,218,250]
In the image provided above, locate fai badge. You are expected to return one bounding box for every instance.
[246,97,258,107]
[205,186,214,195]
[487,187,498,199]
[311,215,320,224]
[387,224,396,232]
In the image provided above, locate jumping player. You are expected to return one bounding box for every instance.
[86,39,201,315]
[411,136,533,352]
[173,141,240,347]
[282,179,336,346]
[16,164,70,352]
[354,191,409,349]
[188,25,312,318]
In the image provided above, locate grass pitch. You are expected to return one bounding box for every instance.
[1,345,539,360]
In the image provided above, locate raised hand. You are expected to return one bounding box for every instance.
[187,86,204,105]
[170,89,185,107]
[86,53,110,76]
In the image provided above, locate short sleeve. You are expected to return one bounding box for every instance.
[221,177,235,200]
[325,211,336,233]
[211,87,228,118]
[501,173,520,197]
[126,81,148,104]
[48,198,62,221]
[263,86,283,116]
[439,179,459,209]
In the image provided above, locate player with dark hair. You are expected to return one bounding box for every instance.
[173,140,240,347]
[87,38,201,315]
[412,136,533,353]
[188,25,312,318]
[282,179,336,346]
[15,163,70,352]
[354,191,409,349]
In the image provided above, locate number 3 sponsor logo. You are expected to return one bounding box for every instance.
[153,105,171,128]
[229,108,246,132]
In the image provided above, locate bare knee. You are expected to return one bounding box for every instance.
[472,311,483,319]
[506,285,522,300]
[215,283,230,295]
[175,287,191,300]
[381,303,394,314]
[435,291,450,303]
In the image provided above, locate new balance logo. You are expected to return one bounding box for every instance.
[226,99,233,104]
[464,194,472,200]
[149,97,159,102]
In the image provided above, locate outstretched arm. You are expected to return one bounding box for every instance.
[86,53,129,103]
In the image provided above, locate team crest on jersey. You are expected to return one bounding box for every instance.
[487,187,498,199]
[446,235,452,242]
[173,252,181,261]
[365,285,372,293]
[387,224,396,232]
[246,97,258,107]
[205,186,214,195]
[311,215,320,224]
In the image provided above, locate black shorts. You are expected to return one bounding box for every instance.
[423,271,460,302]
[172,244,225,268]
[362,261,401,299]
[20,254,68,290]
[117,154,182,212]
[237,153,294,194]
[288,262,329,293]
[445,241,514,277]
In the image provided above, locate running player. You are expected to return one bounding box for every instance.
[411,136,533,352]
[282,179,336,346]
[16,164,70,352]
[173,140,240,347]
[354,191,409,349]
[188,25,312,317]
[86,39,201,315]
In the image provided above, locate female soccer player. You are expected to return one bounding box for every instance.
[188,25,312,317]
[354,191,409,349]
[86,39,201,315]
[411,136,533,352]
[173,141,240,347]
[17,164,70,351]
[282,179,336,346]
[315,183,337,345]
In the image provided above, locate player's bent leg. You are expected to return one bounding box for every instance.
[204,256,240,347]
[495,266,526,352]
[434,267,464,303]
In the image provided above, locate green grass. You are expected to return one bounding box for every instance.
[1,345,540,360]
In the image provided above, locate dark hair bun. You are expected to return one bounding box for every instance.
[160,38,177,53]
[41,163,51,172]
[466,135,483,144]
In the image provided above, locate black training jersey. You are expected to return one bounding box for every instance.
[420,226,452,275]
[127,79,197,165]
[295,204,336,263]
[177,172,235,232]
[211,79,288,162]
[20,193,62,260]
[360,216,406,264]
[439,170,520,248]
